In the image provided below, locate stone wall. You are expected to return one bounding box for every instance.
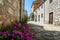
[49,0,60,25]
[0,0,20,27]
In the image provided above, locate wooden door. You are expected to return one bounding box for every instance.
[49,12,53,24]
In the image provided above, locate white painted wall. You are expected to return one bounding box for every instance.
[39,4,44,24]
[34,3,45,24]
[44,0,50,24]
[34,11,37,22]
[36,8,40,22]
[34,1,46,24]
[35,0,50,24]
[34,0,51,24]
[34,0,60,25]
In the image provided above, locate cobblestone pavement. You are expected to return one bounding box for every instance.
[28,21,60,31]
[28,23,60,40]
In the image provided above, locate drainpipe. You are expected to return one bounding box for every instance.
[44,1,45,23]
[20,0,22,22]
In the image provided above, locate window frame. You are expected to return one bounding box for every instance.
[41,14,43,18]
[50,0,52,3]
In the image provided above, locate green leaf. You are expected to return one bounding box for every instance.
[15,35,21,40]
[1,35,8,40]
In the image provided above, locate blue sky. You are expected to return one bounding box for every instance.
[25,0,34,16]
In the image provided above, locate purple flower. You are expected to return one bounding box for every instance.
[13,30,24,38]
[18,32,24,38]
[11,25,16,28]
[13,30,18,34]
[25,33,32,40]
[0,22,32,40]
[16,22,22,27]
[12,34,15,38]
[23,25,30,33]
[12,38,14,40]
[14,26,16,29]
[8,33,11,36]
[2,31,9,36]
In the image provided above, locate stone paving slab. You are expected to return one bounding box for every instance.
[28,22,60,40]
[28,21,60,31]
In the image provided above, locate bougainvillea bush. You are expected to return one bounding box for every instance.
[0,22,32,40]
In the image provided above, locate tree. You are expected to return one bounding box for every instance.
[30,13,34,21]
[21,15,28,24]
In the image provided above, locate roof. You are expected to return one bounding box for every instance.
[31,0,43,12]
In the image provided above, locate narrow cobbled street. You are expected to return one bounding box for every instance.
[28,21,60,40]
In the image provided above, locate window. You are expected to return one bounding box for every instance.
[43,0,46,2]
[50,0,52,3]
[41,14,43,18]
[38,15,40,21]
[35,15,37,21]
[41,4,43,8]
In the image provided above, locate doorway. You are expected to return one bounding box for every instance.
[49,12,53,24]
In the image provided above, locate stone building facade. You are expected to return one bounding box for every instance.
[49,0,60,25]
[20,0,25,21]
[34,0,60,25]
[31,0,42,21]
[0,0,24,27]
